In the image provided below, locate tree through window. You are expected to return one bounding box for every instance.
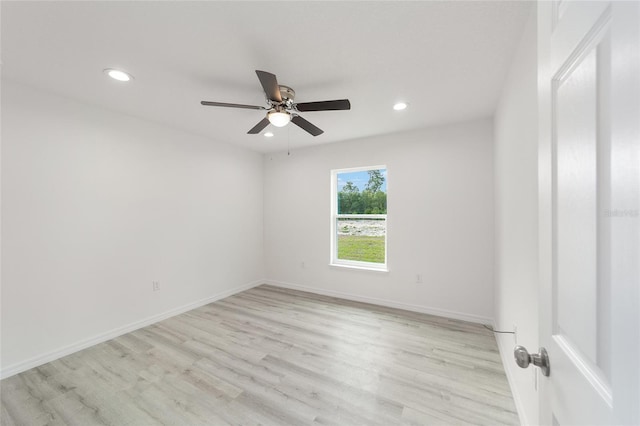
[331,166,387,269]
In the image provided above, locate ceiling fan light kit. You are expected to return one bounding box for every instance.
[267,108,291,127]
[201,70,351,137]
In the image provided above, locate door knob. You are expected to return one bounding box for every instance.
[514,345,550,377]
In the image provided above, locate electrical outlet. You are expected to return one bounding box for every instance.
[416,274,423,284]
[513,323,518,344]
[152,281,160,291]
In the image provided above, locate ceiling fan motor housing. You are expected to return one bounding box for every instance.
[278,85,295,103]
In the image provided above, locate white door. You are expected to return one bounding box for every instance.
[537,1,639,425]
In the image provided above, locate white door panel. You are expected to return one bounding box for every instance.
[550,2,609,73]
[538,1,639,424]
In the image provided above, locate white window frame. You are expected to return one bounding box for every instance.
[330,165,388,271]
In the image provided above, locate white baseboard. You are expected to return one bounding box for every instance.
[265,279,493,325]
[0,279,264,379]
[495,326,528,426]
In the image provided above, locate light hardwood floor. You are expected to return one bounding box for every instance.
[1,285,519,425]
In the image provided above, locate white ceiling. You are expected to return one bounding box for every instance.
[2,1,533,153]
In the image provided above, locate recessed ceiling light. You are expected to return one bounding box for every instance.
[104,68,133,82]
[264,132,274,138]
[393,102,408,111]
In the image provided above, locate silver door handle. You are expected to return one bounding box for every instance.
[514,345,550,377]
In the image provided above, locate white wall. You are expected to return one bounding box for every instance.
[1,81,264,376]
[493,8,539,426]
[264,118,495,323]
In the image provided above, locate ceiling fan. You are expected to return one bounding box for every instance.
[201,70,351,137]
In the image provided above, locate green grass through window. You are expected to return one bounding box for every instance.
[337,235,385,263]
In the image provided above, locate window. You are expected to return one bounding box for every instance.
[331,166,387,270]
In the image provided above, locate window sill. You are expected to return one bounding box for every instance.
[329,263,389,273]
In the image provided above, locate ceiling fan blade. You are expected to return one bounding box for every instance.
[247,117,270,134]
[201,101,266,110]
[295,99,351,112]
[255,70,282,103]
[291,115,324,136]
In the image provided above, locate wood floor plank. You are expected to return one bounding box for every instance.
[1,285,519,425]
